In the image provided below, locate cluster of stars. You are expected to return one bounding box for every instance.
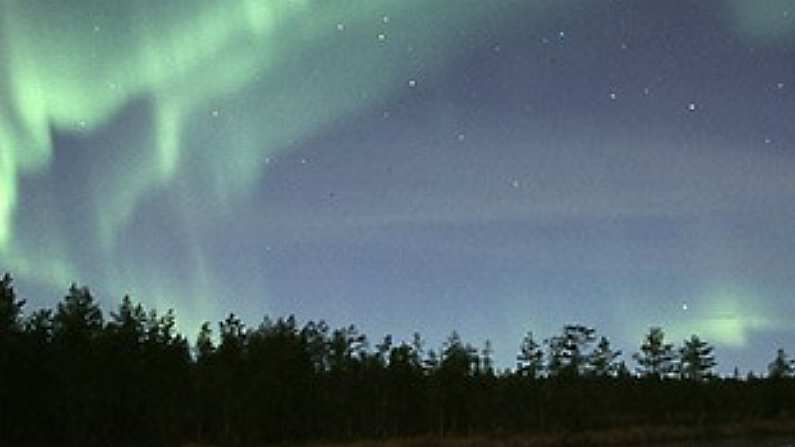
[334,15,420,91]
[376,21,787,198]
[608,90,700,113]
[202,13,788,200]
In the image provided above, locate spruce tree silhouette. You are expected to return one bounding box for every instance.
[53,284,104,444]
[768,349,794,379]
[0,274,25,442]
[0,273,24,336]
[678,335,716,381]
[438,331,478,434]
[634,326,676,379]
[517,330,544,379]
[589,336,622,378]
[545,325,596,379]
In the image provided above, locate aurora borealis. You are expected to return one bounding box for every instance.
[2,0,794,373]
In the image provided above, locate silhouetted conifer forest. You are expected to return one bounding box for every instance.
[1,273,794,446]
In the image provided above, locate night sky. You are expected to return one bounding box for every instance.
[2,0,794,374]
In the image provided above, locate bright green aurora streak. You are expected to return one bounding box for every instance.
[0,0,577,329]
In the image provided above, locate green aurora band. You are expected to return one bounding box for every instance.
[1,0,792,339]
[0,0,579,330]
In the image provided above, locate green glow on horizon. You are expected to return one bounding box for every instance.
[728,0,795,44]
[667,287,777,348]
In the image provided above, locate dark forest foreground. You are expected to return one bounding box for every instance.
[1,274,794,446]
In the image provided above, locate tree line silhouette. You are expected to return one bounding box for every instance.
[1,273,794,446]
